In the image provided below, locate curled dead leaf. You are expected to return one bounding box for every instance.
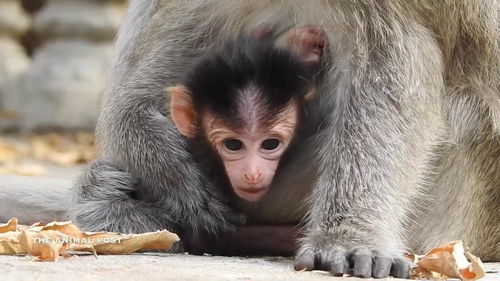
[91,230,180,254]
[39,221,86,237]
[0,232,25,255]
[0,164,46,176]
[0,218,180,261]
[0,110,20,119]
[0,218,18,233]
[29,132,96,166]
[409,240,485,281]
[0,140,20,164]
[20,229,70,261]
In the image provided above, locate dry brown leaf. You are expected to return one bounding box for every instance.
[418,250,457,279]
[0,219,24,255]
[0,132,96,176]
[0,140,21,164]
[0,218,180,261]
[0,164,46,176]
[0,218,18,233]
[46,151,81,166]
[462,251,485,280]
[0,232,25,255]
[37,221,180,254]
[29,132,96,166]
[0,110,19,119]
[91,230,180,254]
[39,221,86,237]
[409,240,485,281]
[67,243,97,256]
[20,229,70,261]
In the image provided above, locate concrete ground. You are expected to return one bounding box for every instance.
[0,254,499,281]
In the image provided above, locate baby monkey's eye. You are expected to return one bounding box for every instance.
[224,139,243,151]
[261,138,280,151]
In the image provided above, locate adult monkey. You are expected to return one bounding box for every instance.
[69,0,500,278]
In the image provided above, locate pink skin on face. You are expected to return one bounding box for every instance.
[204,103,298,202]
[219,135,284,202]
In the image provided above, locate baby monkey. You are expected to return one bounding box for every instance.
[168,26,326,203]
[165,26,326,256]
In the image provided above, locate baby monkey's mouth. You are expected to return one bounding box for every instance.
[239,187,267,194]
[235,186,269,202]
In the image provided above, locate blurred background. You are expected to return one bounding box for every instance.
[0,0,128,178]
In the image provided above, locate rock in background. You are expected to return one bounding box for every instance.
[0,0,31,130]
[0,0,127,132]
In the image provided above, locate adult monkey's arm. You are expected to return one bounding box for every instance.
[69,0,242,246]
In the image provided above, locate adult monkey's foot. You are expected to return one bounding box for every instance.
[295,237,411,278]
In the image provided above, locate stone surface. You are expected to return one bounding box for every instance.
[3,40,114,130]
[0,38,30,130]
[0,0,127,131]
[0,36,30,120]
[0,254,498,281]
[0,37,30,90]
[0,0,31,37]
[34,0,127,42]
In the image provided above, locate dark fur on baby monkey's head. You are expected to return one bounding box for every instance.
[168,27,325,202]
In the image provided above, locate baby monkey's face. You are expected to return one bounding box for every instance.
[203,102,299,202]
[169,24,326,202]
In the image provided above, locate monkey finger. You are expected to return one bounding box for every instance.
[294,248,315,271]
[294,26,327,48]
[290,32,325,50]
[290,34,326,62]
[293,25,326,40]
[305,34,327,49]
[349,247,373,278]
[316,250,333,271]
[390,257,411,279]
[371,252,394,278]
[302,25,326,36]
[328,248,349,276]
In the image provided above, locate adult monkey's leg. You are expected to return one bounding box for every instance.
[295,3,445,278]
[409,0,500,261]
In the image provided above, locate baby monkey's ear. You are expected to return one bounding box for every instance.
[167,86,197,138]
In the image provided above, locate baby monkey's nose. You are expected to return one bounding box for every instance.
[244,172,261,185]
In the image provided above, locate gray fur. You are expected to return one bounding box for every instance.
[73,0,500,262]
[0,0,497,276]
[0,175,70,224]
